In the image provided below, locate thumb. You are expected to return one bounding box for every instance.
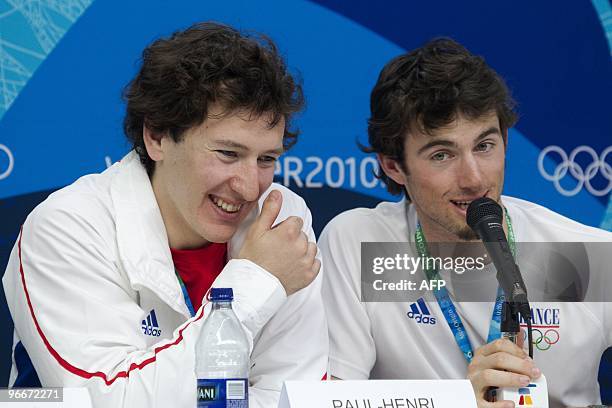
[255,190,282,232]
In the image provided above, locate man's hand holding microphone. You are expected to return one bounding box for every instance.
[468,335,542,408]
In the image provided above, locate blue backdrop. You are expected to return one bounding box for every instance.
[0,0,610,400]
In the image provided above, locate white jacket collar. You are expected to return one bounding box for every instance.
[109,152,261,317]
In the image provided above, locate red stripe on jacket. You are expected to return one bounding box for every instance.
[17,226,207,386]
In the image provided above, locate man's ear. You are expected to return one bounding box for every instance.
[143,124,165,162]
[377,153,408,186]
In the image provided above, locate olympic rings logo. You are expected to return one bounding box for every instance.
[522,328,560,351]
[537,145,612,197]
[0,143,14,181]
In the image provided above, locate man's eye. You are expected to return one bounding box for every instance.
[431,151,450,161]
[217,150,238,158]
[258,156,278,163]
[475,142,494,152]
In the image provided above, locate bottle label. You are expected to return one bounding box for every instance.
[197,378,248,408]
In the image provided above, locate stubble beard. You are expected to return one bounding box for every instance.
[455,225,479,241]
[431,213,480,242]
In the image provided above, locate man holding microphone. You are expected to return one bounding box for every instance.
[320,37,611,407]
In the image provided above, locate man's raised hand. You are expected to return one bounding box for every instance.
[238,190,321,295]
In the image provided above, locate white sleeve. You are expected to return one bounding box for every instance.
[217,199,329,407]
[319,215,375,380]
[1,203,284,408]
[605,302,612,348]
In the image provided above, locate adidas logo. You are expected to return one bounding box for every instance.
[407,298,436,325]
[141,309,162,337]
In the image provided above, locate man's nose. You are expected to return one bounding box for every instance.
[229,160,260,202]
[457,154,484,191]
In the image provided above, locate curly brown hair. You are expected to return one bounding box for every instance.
[365,37,518,196]
[123,22,304,176]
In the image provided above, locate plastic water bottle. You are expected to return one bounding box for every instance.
[196,288,249,407]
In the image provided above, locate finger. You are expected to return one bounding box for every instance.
[292,217,305,234]
[475,339,527,359]
[312,258,321,275]
[297,231,309,254]
[475,368,531,390]
[255,190,282,232]
[477,352,537,378]
[306,242,318,260]
[275,216,304,239]
[300,258,321,290]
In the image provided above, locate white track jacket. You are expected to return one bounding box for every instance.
[2,151,328,408]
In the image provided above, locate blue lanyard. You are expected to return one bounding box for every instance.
[413,210,515,363]
[175,270,196,317]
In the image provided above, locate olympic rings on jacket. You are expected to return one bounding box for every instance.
[523,328,560,351]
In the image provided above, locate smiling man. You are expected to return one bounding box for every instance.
[320,38,611,408]
[392,110,505,242]
[2,22,327,408]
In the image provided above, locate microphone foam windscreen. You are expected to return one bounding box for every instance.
[466,197,503,229]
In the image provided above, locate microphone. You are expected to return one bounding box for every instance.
[468,198,546,406]
[466,197,530,318]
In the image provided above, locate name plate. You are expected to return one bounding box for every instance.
[278,380,477,408]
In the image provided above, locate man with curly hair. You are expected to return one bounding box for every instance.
[3,22,327,407]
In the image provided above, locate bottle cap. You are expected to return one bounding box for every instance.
[210,287,233,302]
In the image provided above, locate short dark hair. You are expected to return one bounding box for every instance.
[365,37,518,196]
[123,22,304,176]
